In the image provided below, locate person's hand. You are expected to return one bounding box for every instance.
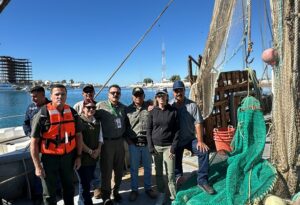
[127,139,134,145]
[169,149,175,160]
[197,141,209,153]
[91,149,100,159]
[147,105,154,111]
[74,156,81,170]
[35,165,46,178]
[150,148,158,156]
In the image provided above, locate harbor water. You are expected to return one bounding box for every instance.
[0,87,189,129]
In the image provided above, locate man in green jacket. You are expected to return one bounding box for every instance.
[96,84,127,205]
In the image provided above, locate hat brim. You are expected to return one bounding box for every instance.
[173,86,185,90]
[133,91,144,95]
[156,92,167,95]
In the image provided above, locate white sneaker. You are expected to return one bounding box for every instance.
[155,193,166,205]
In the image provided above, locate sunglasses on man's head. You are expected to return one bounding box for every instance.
[110,91,120,96]
[85,106,96,110]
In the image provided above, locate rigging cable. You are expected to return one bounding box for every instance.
[245,0,254,66]
[242,0,246,69]
[94,0,175,99]
[263,0,274,41]
[259,0,268,81]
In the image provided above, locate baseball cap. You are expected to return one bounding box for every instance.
[156,87,168,95]
[132,87,144,95]
[83,84,95,93]
[173,80,185,90]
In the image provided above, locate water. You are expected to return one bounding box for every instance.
[0,87,188,129]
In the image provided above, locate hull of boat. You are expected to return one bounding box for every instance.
[0,126,33,200]
[0,149,34,200]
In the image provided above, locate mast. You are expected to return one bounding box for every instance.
[161,42,167,82]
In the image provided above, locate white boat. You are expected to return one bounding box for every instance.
[0,82,16,91]
[0,126,33,201]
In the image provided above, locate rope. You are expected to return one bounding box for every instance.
[287,0,299,169]
[22,158,32,199]
[248,168,253,204]
[245,0,254,66]
[0,169,34,186]
[263,0,274,41]
[94,0,175,99]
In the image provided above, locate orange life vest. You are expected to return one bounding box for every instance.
[40,103,76,155]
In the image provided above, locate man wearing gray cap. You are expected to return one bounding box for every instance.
[170,80,215,195]
[126,87,157,201]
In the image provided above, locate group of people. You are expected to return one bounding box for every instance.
[24,80,215,205]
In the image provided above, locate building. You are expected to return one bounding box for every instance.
[0,56,32,84]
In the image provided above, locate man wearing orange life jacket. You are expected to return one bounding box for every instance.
[30,84,83,205]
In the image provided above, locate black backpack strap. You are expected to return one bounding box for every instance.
[39,105,50,132]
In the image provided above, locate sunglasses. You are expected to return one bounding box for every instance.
[110,91,120,96]
[85,106,96,110]
[156,94,166,98]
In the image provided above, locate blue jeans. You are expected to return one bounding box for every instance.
[128,144,152,191]
[91,160,101,189]
[76,165,96,205]
[175,139,209,185]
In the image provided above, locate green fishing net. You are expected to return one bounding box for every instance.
[173,96,277,205]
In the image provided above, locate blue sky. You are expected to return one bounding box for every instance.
[0,0,272,86]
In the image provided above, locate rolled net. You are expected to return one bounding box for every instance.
[173,96,277,205]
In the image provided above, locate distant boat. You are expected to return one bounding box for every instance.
[0,82,16,91]
[20,86,30,92]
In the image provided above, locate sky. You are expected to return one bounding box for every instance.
[0,0,272,86]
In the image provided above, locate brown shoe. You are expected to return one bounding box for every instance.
[145,189,157,199]
[198,184,216,195]
[93,188,102,199]
[129,191,138,201]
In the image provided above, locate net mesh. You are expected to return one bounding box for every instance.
[190,0,247,119]
[173,96,277,205]
[269,0,300,197]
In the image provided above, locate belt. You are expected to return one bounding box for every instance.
[103,137,122,141]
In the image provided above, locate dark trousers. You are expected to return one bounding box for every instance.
[41,152,75,205]
[77,165,96,205]
[32,174,43,195]
[175,138,209,185]
[100,138,125,200]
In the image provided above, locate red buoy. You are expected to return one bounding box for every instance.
[262,48,278,66]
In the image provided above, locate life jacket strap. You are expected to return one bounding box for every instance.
[43,135,76,149]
